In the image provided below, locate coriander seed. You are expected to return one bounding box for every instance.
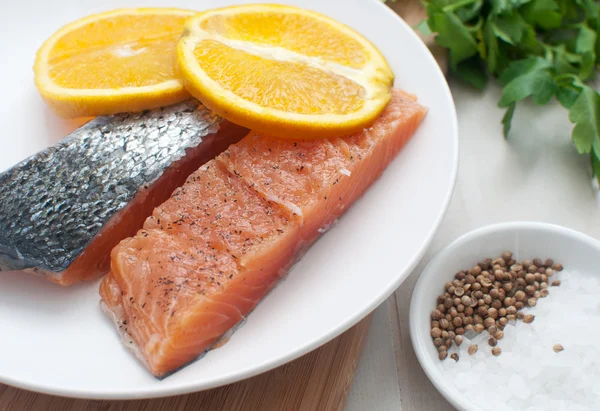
[468,344,478,355]
[523,314,535,323]
[533,258,543,267]
[528,297,537,307]
[554,263,563,271]
[488,337,497,347]
[454,335,463,346]
[431,328,442,338]
[474,324,485,333]
[541,289,549,298]
[439,350,448,360]
[487,307,499,319]
[525,273,536,284]
[439,318,449,329]
[450,353,459,362]
[491,347,502,356]
[552,280,561,287]
[517,312,525,320]
[487,325,498,335]
[445,339,452,348]
[494,330,504,340]
[498,317,508,326]
[553,344,564,353]
[484,317,496,329]
[433,338,443,347]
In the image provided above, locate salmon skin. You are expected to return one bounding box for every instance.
[100,89,427,377]
[0,102,248,285]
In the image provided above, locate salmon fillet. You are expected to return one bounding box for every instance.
[99,89,427,377]
[0,101,248,285]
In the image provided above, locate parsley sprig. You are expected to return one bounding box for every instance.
[406,0,600,183]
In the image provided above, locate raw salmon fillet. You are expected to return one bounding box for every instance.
[99,89,427,377]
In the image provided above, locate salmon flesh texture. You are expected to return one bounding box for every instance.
[99,89,427,377]
[0,102,248,285]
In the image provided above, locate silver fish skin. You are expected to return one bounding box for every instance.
[0,101,246,284]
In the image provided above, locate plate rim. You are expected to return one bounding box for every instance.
[0,0,459,400]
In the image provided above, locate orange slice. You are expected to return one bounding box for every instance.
[34,8,196,118]
[176,4,394,139]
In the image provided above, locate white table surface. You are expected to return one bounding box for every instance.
[344,79,600,411]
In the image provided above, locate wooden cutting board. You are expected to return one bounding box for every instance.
[0,2,446,410]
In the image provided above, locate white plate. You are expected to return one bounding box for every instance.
[0,0,458,399]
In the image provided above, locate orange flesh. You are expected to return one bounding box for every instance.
[99,89,427,376]
[198,11,369,68]
[193,40,365,115]
[41,120,248,286]
[47,13,194,89]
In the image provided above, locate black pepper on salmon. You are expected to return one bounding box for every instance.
[0,102,248,285]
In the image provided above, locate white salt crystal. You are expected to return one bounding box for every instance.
[439,269,600,410]
[508,375,531,400]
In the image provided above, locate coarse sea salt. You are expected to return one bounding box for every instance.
[439,269,600,410]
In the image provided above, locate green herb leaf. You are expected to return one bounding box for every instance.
[569,85,600,154]
[592,151,600,184]
[415,19,433,36]
[502,102,516,137]
[521,0,562,29]
[455,0,484,22]
[426,3,479,68]
[490,13,527,45]
[499,68,557,106]
[576,24,597,80]
[556,81,582,109]
[399,0,600,190]
[499,57,552,85]
[490,0,512,15]
[453,58,488,89]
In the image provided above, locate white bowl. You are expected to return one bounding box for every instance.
[410,221,600,411]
